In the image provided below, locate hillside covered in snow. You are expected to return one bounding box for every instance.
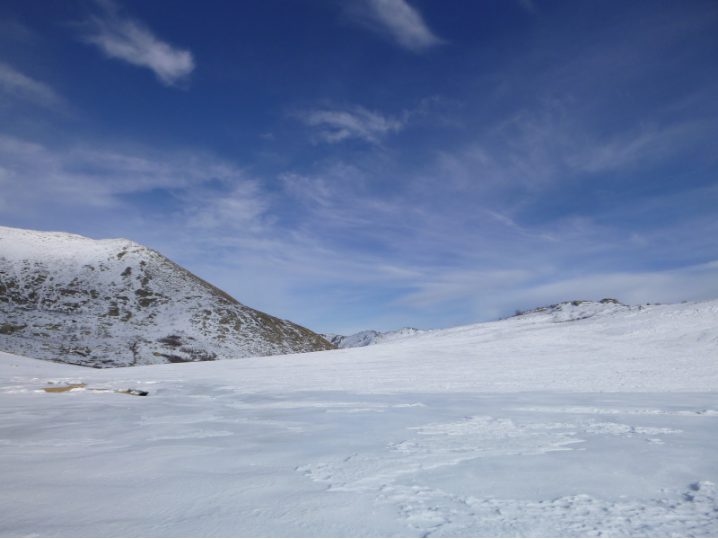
[323,327,425,348]
[324,299,637,349]
[0,226,333,367]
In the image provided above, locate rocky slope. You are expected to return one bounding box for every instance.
[0,226,333,367]
[509,298,638,322]
[323,327,424,349]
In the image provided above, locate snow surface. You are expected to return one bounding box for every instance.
[1,299,717,536]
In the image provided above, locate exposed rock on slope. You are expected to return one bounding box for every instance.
[0,226,333,367]
[510,298,637,322]
[323,327,424,349]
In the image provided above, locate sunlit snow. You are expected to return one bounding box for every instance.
[1,299,717,536]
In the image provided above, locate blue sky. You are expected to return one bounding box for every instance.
[1,0,717,334]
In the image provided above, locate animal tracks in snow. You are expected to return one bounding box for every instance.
[378,480,718,537]
[513,404,718,416]
[299,413,682,492]
[298,415,581,492]
[296,409,707,536]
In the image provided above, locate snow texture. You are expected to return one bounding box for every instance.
[0,226,333,367]
[1,297,717,536]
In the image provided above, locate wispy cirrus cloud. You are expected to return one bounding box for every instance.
[1,120,716,334]
[349,0,443,52]
[82,0,194,86]
[0,62,64,109]
[1,0,715,335]
[0,133,247,211]
[396,260,718,323]
[296,106,406,144]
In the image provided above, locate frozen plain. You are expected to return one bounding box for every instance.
[1,300,717,537]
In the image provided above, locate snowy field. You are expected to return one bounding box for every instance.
[1,300,717,537]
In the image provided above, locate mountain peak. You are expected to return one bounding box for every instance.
[0,226,333,367]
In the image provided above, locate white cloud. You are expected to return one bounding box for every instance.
[297,106,405,144]
[352,0,443,52]
[566,121,710,175]
[396,260,718,321]
[2,127,716,333]
[279,164,406,232]
[0,134,246,210]
[0,63,63,108]
[182,181,271,234]
[281,172,336,207]
[83,0,194,86]
[510,262,718,311]
[399,269,538,309]
[424,100,714,202]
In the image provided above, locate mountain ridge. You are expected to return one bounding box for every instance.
[0,226,333,367]
[324,299,637,349]
[322,327,425,349]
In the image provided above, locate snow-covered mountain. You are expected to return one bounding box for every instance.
[509,298,636,322]
[323,327,424,349]
[0,226,333,367]
[324,300,633,349]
